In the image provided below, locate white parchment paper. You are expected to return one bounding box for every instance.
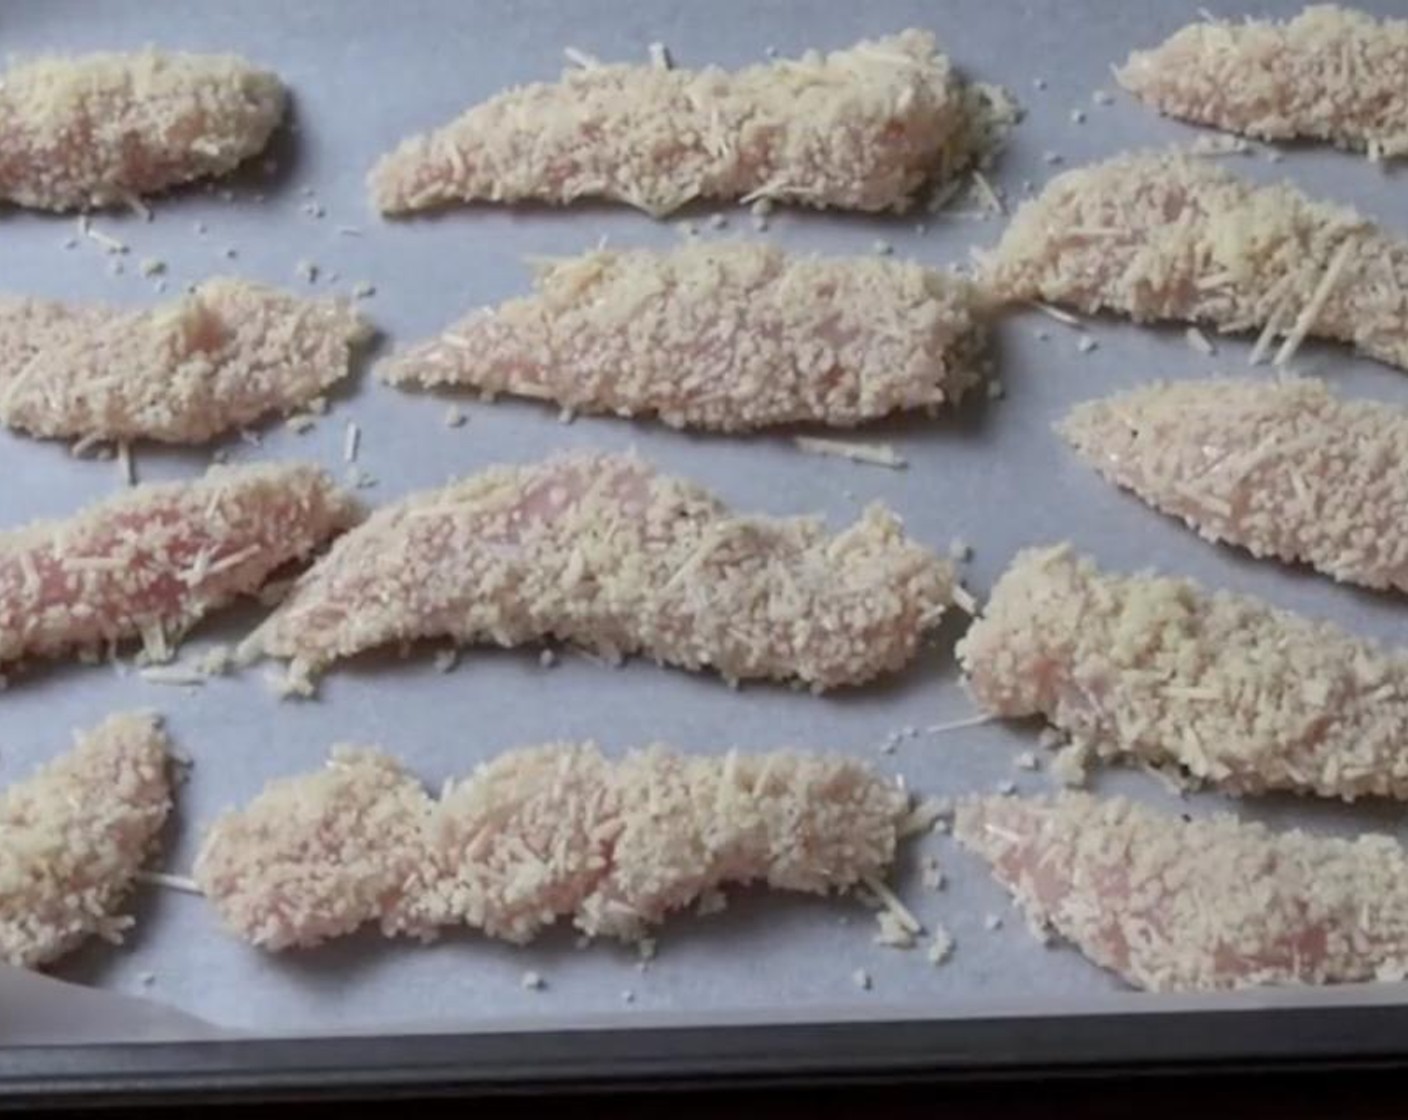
[2,0,1407,1044]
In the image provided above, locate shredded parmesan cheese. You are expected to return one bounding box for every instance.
[793,436,907,468]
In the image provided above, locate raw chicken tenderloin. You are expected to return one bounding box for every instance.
[0,49,284,211]
[1061,377,1408,593]
[980,152,1408,372]
[195,743,909,951]
[241,452,954,691]
[1,713,172,968]
[0,280,369,443]
[956,792,1408,991]
[0,463,357,667]
[1118,5,1408,158]
[381,243,984,430]
[370,31,971,216]
[958,545,1408,800]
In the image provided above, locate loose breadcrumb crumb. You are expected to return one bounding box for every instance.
[1185,325,1216,355]
[927,925,954,965]
[1051,744,1090,788]
[875,910,917,948]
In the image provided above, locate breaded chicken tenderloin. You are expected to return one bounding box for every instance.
[241,452,953,691]
[1,713,172,968]
[370,31,986,217]
[382,243,984,430]
[1118,5,1408,158]
[981,152,1408,372]
[1061,377,1408,593]
[0,49,284,211]
[958,545,1408,800]
[0,280,369,444]
[957,792,1408,991]
[195,743,909,950]
[0,463,357,668]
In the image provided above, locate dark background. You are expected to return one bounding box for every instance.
[26,1076,1408,1117]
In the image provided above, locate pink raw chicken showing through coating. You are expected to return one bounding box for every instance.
[0,279,370,444]
[0,49,284,211]
[369,30,973,216]
[1118,5,1408,158]
[194,742,909,951]
[381,242,985,431]
[240,452,954,691]
[1,712,171,968]
[956,792,1408,991]
[958,544,1408,801]
[1061,377,1408,594]
[980,152,1408,372]
[0,462,358,668]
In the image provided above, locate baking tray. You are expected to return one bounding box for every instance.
[3,0,1408,1103]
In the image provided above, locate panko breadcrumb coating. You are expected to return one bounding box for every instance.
[0,49,284,211]
[1,713,171,968]
[240,452,953,690]
[0,463,358,668]
[370,30,1004,217]
[0,280,370,444]
[959,545,1408,801]
[980,152,1408,372]
[1061,378,1408,593]
[195,742,909,951]
[1118,5,1408,158]
[956,792,1408,991]
[381,243,985,430]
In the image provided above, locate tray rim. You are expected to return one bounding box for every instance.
[6,1003,1408,1104]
